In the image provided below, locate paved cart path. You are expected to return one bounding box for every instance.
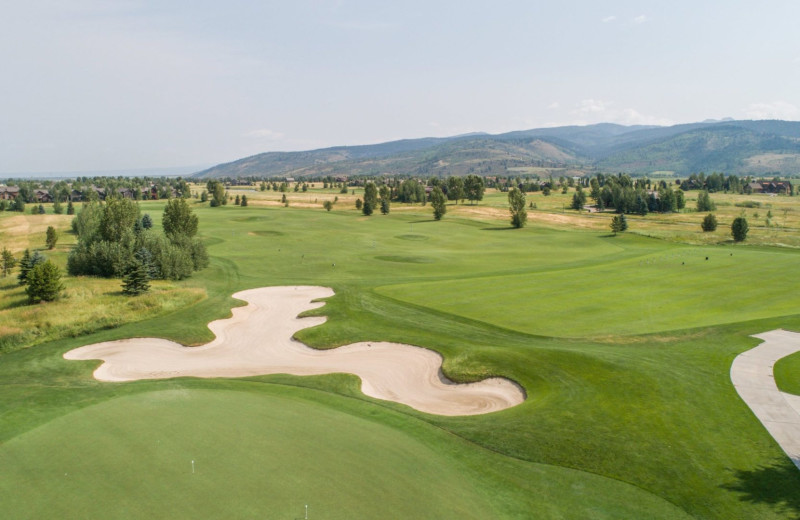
[65,286,525,416]
[731,329,800,470]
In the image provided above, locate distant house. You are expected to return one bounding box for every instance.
[117,187,137,199]
[749,181,792,194]
[92,186,107,200]
[0,186,20,200]
[335,176,348,183]
[285,177,295,183]
[70,189,83,202]
[34,189,53,203]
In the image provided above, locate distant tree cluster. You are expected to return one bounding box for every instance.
[67,198,208,282]
[590,174,685,215]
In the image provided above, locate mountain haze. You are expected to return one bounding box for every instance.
[193,120,800,179]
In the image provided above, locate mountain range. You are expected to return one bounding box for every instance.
[192,119,800,179]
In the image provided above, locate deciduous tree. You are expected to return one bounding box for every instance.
[162,198,198,238]
[1,247,16,277]
[45,226,58,249]
[430,186,446,220]
[508,187,527,228]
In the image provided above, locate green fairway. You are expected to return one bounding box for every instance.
[2,200,800,519]
[377,242,800,337]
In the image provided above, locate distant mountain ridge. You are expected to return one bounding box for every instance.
[193,120,800,179]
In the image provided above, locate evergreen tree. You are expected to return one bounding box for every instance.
[355,198,363,210]
[53,199,63,214]
[38,204,45,214]
[122,260,151,295]
[241,195,248,207]
[380,198,390,215]
[141,213,153,229]
[235,194,241,205]
[323,200,333,211]
[67,200,75,215]
[17,249,31,285]
[25,260,64,303]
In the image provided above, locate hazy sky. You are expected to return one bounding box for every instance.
[3,1,800,174]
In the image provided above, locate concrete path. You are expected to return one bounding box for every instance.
[730,329,800,470]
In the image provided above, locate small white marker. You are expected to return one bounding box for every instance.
[191,460,195,474]
[305,504,308,519]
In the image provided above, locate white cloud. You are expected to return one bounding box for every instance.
[243,129,286,140]
[574,99,610,115]
[547,101,560,109]
[570,99,673,126]
[744,101,800,120]
[601,15,617,23]
[632,15,649,24]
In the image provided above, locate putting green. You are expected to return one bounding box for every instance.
[0,386,691,520]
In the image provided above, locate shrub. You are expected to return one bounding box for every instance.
[701,214,717,232]
[732,217,749,242]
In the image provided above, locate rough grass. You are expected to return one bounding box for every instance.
[0,276,205,355]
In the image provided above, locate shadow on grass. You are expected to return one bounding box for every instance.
[480,226,515,231]
[723,460,800,519]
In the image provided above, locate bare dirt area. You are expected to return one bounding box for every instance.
[64,286,525,416]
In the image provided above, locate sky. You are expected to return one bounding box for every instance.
[2,0,800,175]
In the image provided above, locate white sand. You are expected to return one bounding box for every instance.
[64,286,525,416]
[731,329,800,470]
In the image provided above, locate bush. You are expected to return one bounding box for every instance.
[732,217,749,242]
[701,214,717,232]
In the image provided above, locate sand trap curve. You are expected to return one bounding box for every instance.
[64,286,525,416]
[731,329,800,470]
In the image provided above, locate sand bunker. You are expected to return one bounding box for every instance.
[64,286,525,416]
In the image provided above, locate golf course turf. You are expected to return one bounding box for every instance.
[2,195,800,519]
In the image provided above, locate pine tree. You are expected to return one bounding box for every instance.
[67,200,75,215]
[241,195,248,207]
[25,260,64,303]
[141,213,153,229]
[122,261,151,295]
[17,249,31,285]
